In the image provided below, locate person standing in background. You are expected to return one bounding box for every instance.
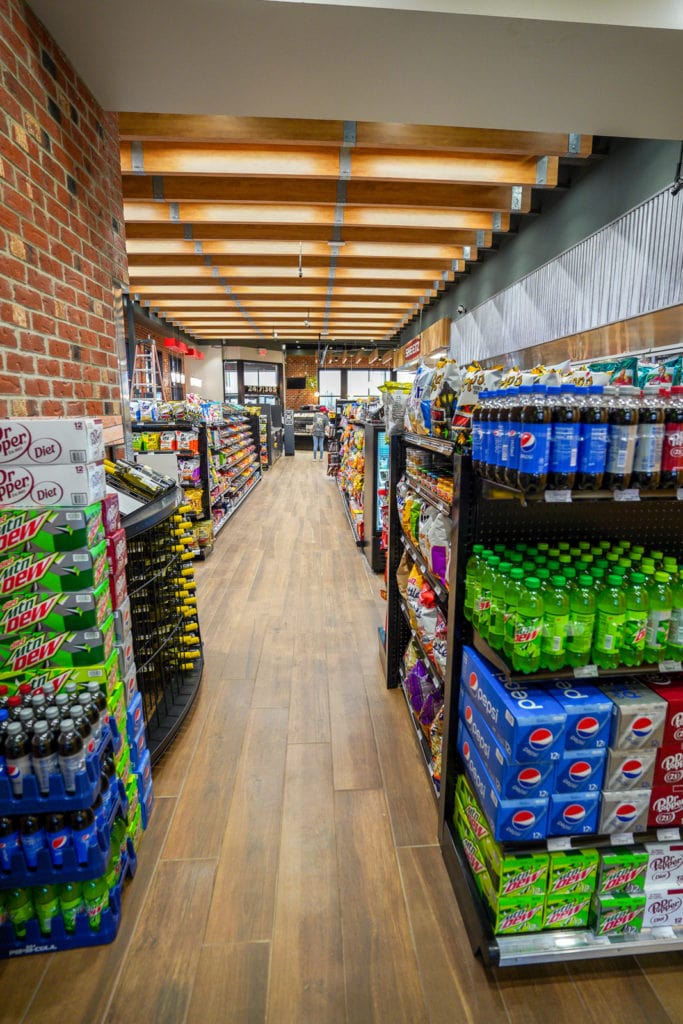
[311,409,330,461]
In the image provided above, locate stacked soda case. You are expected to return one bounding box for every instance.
[471,383,683,495]
[0,419,153,955]
[464,539,683,674]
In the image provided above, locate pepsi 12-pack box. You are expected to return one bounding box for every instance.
[458,701,556,800]
[554,748,606,794]
[459,646,566,763]
[599,680,667,749]
[457,720,549,842]
[548,791,601,837]
[603,748,656,792]
[547,681,613,749]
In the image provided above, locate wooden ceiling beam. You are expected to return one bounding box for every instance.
[129,275,447,290]
[119,113,591,158]
[126,251,476,269]
[121,175,529,212]
[125,223,490,246]
[120,143,557,187]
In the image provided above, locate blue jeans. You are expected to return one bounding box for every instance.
[313,435,324,459]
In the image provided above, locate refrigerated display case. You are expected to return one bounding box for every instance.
[363,422,390,572]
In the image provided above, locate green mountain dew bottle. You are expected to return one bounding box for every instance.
[472,549,494,632]
[566,573,596,667]
[464,544,485,621]
[644,571,673,663]
[33,884,59,937]
[477,555,500,640]
[621,572,649,666]
[488,561,511,651]
[592,573,626,669]
[512,577,544,673]
[83,876,109,932]
[535,567,551,594]
[59,881,83,933]
[541,574,570,670]
[503,567,526,660]
[667,569,683,661]
[7,888,33,940]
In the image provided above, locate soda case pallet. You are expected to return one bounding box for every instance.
[383,439,683,966]
[0,724,117,816]
[0,837,137,958]
[0,779,127,888]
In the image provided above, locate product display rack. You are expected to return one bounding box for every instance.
[362,422,391,573]
[118,485,204,764]
[384,432,459,805]
[432,454,683,966]
[206,411,261,536]
[337,419,366,547]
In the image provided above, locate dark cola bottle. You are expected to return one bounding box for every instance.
[517,386,551,495]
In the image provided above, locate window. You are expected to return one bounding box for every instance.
[396,370,416,385]
[346,368,390,397]
[318,369,341,410]
[224,360,238,401]
[244,361,280,402]
[169,354,184,401]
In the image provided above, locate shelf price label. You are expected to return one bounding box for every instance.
[573,664,599,679]
[677,488,683,501]
[659,660,683,673]
[610,832,634,846]
[544,490,572,503]
[547,836,573,852]
[614,489,640,502]
[656,828,681,843]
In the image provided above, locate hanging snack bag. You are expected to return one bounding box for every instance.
[405,659,435,715]
[396,551,412,600]
[430,706,445,781]
[413,583,438,657]
[408,494,422,545]
[379,381,412,436]
[418,504,437,564]
[406,562,426,613]
[432,608,448,675]
[421,510,451,587]
[419,690,444,737]
[429,359,463,441]
[404,364,435,435]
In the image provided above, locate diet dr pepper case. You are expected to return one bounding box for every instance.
[0,418,104,465]
[459,646,566,763]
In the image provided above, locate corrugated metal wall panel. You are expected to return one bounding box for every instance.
[451,188,682,364]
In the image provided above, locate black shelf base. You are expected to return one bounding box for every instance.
[147,655,204,765]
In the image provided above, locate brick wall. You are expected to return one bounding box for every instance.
[0,0,128,432]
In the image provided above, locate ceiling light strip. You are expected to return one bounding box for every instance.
[322,121,356,339]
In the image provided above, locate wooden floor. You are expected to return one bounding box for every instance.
[3,455,683,1024]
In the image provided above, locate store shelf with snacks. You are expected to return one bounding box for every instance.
[399,598,446,692]
[337,419,366,546]
[336,477,364,546]
[400,532,449,604]
[421,450,683,967]
[398,665,441,801]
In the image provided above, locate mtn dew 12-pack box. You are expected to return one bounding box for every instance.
[0,648,121,699]
[547,849,600,897]
[543,893,592,930]
[0,580,112,637]
[0,540,108,597]
[0,613,115,671]
[0,503,104,554]
[590,893,645,937]
[597,847,649,895]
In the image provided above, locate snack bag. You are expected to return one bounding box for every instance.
[419,690,444,735]
[406,563,425,611]
[379,381,412,436]
[432,608,448,674]
[457,363,503,411]
[405,659,435,715]
[430,706,444,781]
[421,510,451,586]
[396,552,412,600]
[404,364,435,435]
[429,359,463,441]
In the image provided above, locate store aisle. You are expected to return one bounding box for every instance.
[3,456,683,1024]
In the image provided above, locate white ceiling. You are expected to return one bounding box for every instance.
[29,0,683,139]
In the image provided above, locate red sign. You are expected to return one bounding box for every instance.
[404,336,421,361]
[258,348,267,357]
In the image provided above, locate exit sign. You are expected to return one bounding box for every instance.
[404,337,421,361]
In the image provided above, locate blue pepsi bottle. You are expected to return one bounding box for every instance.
[470,391,486,475]
[486,391,503,481]
[45,812,71,867]
[547,385,581,490]
[576,385,608,490]
[0,815,21,872]
[517,386,551,494]
[504,386,526,488]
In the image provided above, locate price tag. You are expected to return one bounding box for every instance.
[656,828,681,843]
[677,488,683,502]
[547,836,573,852]
[545,490,572,503]
[659,660,683,673]
[610,832,634,846]
[574,664,599,679]
[651,926,677,940]
[614,489,640,502]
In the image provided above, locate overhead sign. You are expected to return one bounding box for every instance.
[404,336,421,361]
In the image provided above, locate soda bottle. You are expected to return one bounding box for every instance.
[621,571,649,666]
[503,567,527,661]
[99,768,112,820]
[57,719,85,794]
[71,706,95,757]
[604,386,639,490]
[18,707,34,734]
[517,386,551,494]
[644,571,673,663]
[7,695,22,721]
[0,707,8,778]
[31,720,59,796]
[59,880,83,933]
[477,555,500,640]
[660,386,683,489]
[566,573,596,667]
[667,568,683,661]
[505,386,527,487]
[83,876,109,932]
[54,693,70,716]
[490,391,507,484]
[470,392,485,475]
[592,573,626,669]
[44,706,61,738]
[86,683,110,733]
[7,887,33,940]
[30,693,47,717]
[576,385,609,490]
[63,682,78,705]
[0,684,8,710]
[20,814,46,870]
[632,387,665,489]
[33,884,59,936]
[472,549,494,632]
[512,577,544,673]
[5,722,32,797]
[77,694,102,746]
[535,567,551,594]
[541,574,570,670]
[0,814,21,872]
[547,385,581,490]
[0,889,6,927]
[45,812,72,867]
[69,807,97,867]
[488,561,511,651]
[92,793,107,832]
[463,544,485,622]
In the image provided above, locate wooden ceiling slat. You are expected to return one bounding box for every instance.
[129,271,446,286]
[125,223,489,246]
[119,113,591,158]
[126,240,473,259]
[121,175,529,212]
[126,252,474,270]
[121,143,557,187]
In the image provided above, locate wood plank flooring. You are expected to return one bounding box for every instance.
[3,454,683,1023]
